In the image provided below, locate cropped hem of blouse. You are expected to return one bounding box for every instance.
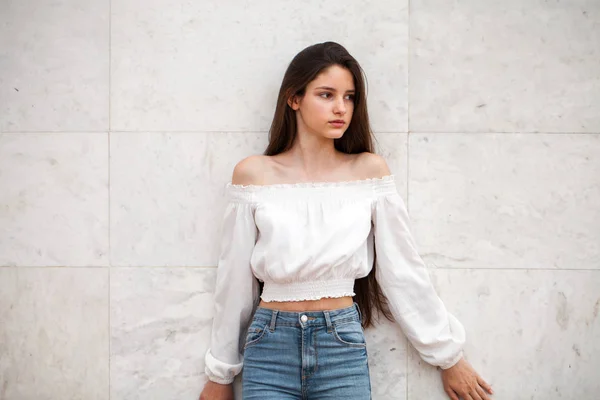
[205,173,466,384]
[261,279,356,302]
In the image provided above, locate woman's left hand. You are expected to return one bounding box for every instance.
[440,357,493,400]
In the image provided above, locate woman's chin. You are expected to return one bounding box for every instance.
[322,130,346,139]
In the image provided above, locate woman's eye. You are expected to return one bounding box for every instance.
[319,93,355,100]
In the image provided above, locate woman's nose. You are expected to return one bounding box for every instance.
[333,97,346,114]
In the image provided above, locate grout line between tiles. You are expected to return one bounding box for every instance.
[407,2,411,397]
[108,131,111,399]
[108,0,112,396]
[406,336,409,400]
[406,135,410,214]
[1,130,598,135]
[2,265,219,268]
[0,131,109,134]
[407,131,600,135]
[407,0,411,138]
[4,265,110,268]
[3,266,599,271]
[108,0,112,133]
[427,267,600,271]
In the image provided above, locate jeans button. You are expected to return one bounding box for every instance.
[300,314,308,323]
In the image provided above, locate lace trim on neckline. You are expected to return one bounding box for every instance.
[227,174,394,190]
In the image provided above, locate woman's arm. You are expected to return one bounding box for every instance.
[367,154,494,399]
[200,160,261,398]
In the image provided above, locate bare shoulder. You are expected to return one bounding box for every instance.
[354,152,392,179]
[231,155,269,185]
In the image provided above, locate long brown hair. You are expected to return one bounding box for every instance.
[260,41,394,328]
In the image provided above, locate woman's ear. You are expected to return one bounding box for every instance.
[287,95,300,110]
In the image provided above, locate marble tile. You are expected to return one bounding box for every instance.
[110,132,267,266]
[0,267,109,399]
[407,269,600,399]
[366,318,408,400]
[409,133,600,269]
[110,0,407,132]
[374,132,408,198]
[410,0,600,133]
[0,133,109,267]
[110,267,215,400]
[0,0,109,132]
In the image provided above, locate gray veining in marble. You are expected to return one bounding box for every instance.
[409,133,600,270]
[110,267,215,400]
[366,318,408,400]
[0,0,109,132]
[0,133,109,267]
[0,268,109,399]
[410,0,600,133]
[408,268,600,399]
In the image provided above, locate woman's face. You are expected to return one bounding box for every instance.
[289,65,356,140]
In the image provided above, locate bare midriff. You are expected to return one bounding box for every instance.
[258,296,354,312]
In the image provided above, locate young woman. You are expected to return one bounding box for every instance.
[199,42,494,400]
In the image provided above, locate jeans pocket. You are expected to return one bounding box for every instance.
[332,320,367,348]
[244,320,269,349]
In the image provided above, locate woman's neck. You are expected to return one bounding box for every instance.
[285,135,342,179]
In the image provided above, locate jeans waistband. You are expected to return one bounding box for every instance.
[252,302,363,332]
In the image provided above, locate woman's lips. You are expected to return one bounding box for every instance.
[329,121,345,128]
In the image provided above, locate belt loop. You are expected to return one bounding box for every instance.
[354,302,363,323]
[269,310,278,332]
[324,310,333,333]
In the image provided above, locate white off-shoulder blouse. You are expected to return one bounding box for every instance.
[204,175,465,384]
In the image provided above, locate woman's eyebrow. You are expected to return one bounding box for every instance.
[314,86,356,93]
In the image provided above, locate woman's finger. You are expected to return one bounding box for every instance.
[468,388,483,400]
[475,384,490,400]
[445,388,460,400]
[477,375,493,394]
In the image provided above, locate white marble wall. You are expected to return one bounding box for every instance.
[0,0,598,399]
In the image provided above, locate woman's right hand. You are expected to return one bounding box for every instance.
[199,381,234,400]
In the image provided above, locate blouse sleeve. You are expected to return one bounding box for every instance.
[372,190,466,370]
[204,190,260,384]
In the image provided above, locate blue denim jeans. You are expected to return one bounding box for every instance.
[241,302,372,399]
